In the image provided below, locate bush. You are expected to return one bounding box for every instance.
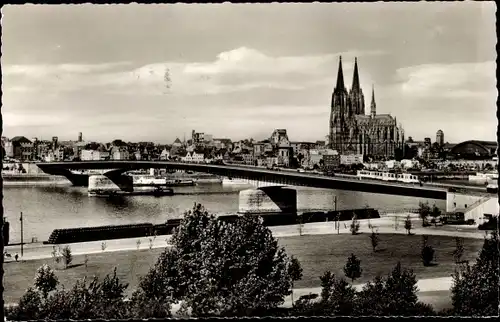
[450,231,499,316]
[138,203,297,317]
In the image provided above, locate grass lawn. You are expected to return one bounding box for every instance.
[278,233,484,289]
[3,233,484,305]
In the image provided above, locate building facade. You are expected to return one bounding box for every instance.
[11,136,34,161]
[329,57,404,160]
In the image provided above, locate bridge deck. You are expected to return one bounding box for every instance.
[36,161,451,200]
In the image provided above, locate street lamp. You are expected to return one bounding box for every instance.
[19,212,24,257]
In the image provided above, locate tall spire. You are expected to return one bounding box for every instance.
[370,84,377,117]
[352,57,360,91]
[335,56,345,90]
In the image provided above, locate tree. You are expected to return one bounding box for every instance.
[369,229,379,252]
[34,264,59,299]
[452,237,465,264]
[421,235,435,266]
[298,215,304,236]
[451,231,499,316]
[41,269,129,320]
[293,271,356,316]
[343,253,362,284]
[51,246,61,265]
[383,262,422,316]
[9,267,129,320]
[350,215,360,235]
[354,275,387,316]
[139,203,295,317]
[297,153,304,167]
[418,202,431,227]
[61,245,72,269]
[430,204,441,227]
[288,256,303,305]
[318,272,356,316]
[404,215,412,235]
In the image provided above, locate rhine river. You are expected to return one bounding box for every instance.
[3,183,446,243]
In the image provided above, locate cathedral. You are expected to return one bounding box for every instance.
[329,57,405,160]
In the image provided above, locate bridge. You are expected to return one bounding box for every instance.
[36,161,449,200]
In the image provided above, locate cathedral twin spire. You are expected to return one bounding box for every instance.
[335,56,346,91]
[370,84,377,117]
[334,56,360,90]
[333,56,375,117]
[351,57,360,92]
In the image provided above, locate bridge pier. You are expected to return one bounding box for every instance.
[238,187,297,215]
[88,174,134,194]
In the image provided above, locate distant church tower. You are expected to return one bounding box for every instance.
[329,56,349,152]
[436,129,444,147]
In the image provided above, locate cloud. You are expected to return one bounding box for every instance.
[2,111,71,128]
[3,62,132,77]
[2,47,384,97]
[396,61,496,98]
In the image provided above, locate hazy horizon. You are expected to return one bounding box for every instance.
[1,3,497,144]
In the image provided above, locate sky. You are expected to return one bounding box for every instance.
[1,2,497,144]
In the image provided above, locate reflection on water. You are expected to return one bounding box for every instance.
[3,183,446,243]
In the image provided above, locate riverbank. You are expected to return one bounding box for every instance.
[4,215,488,261]
[3,230,484,310]
[2,174,71,186]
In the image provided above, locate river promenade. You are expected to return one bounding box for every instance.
[4,214,487,262]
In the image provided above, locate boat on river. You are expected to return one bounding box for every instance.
[88,186,174,197]
[222,177,251,186]
[132,175,196,187]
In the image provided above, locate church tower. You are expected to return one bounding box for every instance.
[329,56,350,152]
[349,57,365,115]
[370,85,377,118]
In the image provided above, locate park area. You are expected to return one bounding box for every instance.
[3,232,485,308]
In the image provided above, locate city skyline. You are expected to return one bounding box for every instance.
[1,3,497,144]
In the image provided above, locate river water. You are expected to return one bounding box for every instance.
[2,182,446,243]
